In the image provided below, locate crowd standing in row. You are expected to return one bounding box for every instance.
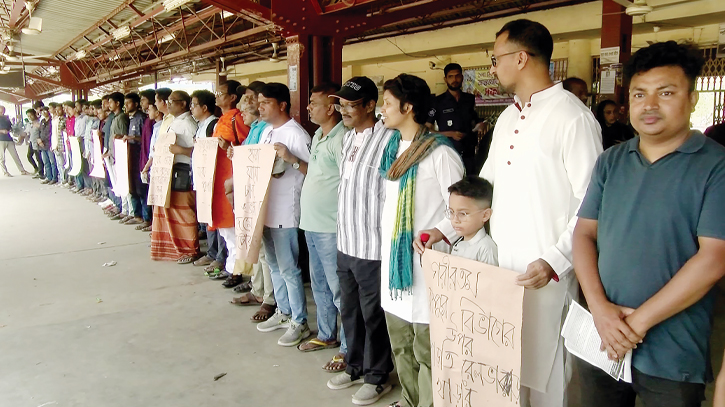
[3,18,725,407]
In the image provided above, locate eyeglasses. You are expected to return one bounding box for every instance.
[167,99,183,104]
[214,91,229,97]
[491,50,534,67]
[444,208,486,222]
[334,101,363,113]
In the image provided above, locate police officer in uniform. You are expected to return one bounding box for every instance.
[426,63,485,174]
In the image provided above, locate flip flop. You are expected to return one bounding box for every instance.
[251,303,276,323]
[177,255,197,265]
[230,293,264,306]
[322,353,348,373]
[298,338,340,352]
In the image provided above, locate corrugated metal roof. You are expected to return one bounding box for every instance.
[18,0,132,56]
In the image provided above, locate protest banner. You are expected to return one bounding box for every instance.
[67,136,83,177]
[422,249,524,407]
[89,130,105,178]
[113,139,130,196]
[232,144,275,263]
[147,132,176,208]
[191,138,218,224]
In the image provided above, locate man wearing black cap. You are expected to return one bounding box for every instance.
[327,76,396,406]
[426,63,485,174]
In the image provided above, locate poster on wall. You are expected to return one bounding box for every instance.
[288,65,298,92]
[462,67,515,106]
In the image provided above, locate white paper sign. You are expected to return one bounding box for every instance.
[600,69,617,95]
[600,46,620,65]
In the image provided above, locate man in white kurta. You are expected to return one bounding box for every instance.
[478,20,602,407]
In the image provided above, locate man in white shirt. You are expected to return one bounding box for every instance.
[420,19,602,407]
[253,83,313,348]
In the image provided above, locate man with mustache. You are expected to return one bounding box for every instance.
[426,63,486,174]
[573,40,725,407]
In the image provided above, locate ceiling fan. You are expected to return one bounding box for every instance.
[609,0,705,17]
[0,44,51,62]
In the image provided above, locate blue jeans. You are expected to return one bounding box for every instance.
[306,231,346,353]
[263,227,307,324]
[202,224,227,264]
[40,149,57,181]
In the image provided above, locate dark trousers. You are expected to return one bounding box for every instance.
[26,144,39,172]
[578,358,705,407]
[337,251,394,385]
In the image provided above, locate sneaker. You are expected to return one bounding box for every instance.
[352,383,392,406]
[257,309,291,333]
[40,179,50,184]
[277,321,311,347]
[327,372,363,390]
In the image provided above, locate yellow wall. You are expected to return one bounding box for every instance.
[203,0,725,94]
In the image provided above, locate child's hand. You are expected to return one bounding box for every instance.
[413,229,442,254]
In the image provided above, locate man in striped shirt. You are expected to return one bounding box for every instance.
[327,77,396,406]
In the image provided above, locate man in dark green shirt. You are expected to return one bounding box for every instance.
[573,41,725,407]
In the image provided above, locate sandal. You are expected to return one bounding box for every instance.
[298,338,340,352]
[203,261,223,272]
[142,225,152,232]
[230,292,264,306]
[322,353,348,373]
[193,256,214,267]
[233,280,253,293]
[177,255,197,265]
[222,274,245,288]
[135,222,151,231]
[251,303,276,323]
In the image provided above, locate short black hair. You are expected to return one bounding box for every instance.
[48,102,58,108]
[91,99,103,109]
[75,99,88,106]
[443,63,463,76]
[562,77,587,92]
[109,92,125,105]
[32,101,44,109]
[496,19,553,65]
[171,91,191,110]
[63,101,74,108]
[125,92,141,105]
[247,81,266,96]
[623,41,704,92]
[156,87,173,102]
[26,109,36,116]
[191,89,216,112]
[101,94,110,101]
[383,74,432,125]
[311,82,341,98]
[222,80,246,104]
[259,83,291,113]
[448,176,494,208]
[139,89,156,103]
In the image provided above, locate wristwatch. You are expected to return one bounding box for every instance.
[292,158,300,170]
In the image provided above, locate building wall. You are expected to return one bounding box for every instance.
[210,0,724,96]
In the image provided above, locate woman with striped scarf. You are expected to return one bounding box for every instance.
[379,74,464,407]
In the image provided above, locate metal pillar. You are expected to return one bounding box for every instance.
[600,0,633,107]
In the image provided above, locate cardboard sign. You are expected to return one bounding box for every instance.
[147,132,176,208]
[113,139,130,196]
[232,144,275,263]
[67,136,83,177]
[192,138,219,224]
[89,130,105,178]
[422,249,524,407]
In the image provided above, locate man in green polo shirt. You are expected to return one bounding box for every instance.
[573,41,725,407]
[297,83,349,373]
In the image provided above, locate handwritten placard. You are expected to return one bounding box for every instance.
[67,136,83,177]
[422,249,524,407]
[232,144,275,263]
[89,130,105,178]
[192,138,219,224]
[113,139,130,196]
[147,132,176,208]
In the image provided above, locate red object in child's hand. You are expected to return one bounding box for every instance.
[420,233,430,245]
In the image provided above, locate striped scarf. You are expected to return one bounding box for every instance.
[379,126,452,299]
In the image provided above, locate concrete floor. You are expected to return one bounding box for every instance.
[0,149,723,407]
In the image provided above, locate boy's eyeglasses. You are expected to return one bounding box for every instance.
[444,208,486,222]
